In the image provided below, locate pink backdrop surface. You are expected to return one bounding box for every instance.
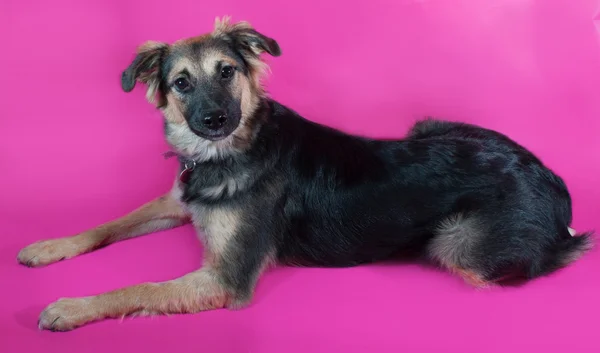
[1,0,600,352]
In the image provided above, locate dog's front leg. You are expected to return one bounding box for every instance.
[37,267,228,331]
[37,209,275,331]
[18,183,190,267]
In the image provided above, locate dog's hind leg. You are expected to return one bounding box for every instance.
[427,213,494,288]
[17,182,190,267]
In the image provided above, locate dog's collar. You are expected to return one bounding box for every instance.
[163,151,197,184]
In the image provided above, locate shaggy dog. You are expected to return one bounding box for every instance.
[18,17,593,331]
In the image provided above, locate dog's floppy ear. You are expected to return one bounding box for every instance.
[229,27,281,57]
[121,41,169,105]
[213,17,281,57]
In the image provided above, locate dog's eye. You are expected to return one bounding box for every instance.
[220,66,235,79]
[174,78,190,92]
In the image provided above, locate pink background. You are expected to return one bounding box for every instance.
[2,0,600,352]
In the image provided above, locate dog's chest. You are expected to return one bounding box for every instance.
[188,202,241,255]
[171,173,244,255]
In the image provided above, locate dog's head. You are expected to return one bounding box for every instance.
[121,17,281,159]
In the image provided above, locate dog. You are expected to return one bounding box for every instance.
[18,17,593,332]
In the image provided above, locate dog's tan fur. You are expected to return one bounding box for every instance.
[38,268,230,331]
[133,41,169,105]
[17,190,188,268]
[163,94,187,124]
[448,266,490,288]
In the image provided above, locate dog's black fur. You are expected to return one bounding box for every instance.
[177,97,592,285]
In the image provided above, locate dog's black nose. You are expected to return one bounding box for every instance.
[202,110,228,130]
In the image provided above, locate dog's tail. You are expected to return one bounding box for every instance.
[531,229,594,278]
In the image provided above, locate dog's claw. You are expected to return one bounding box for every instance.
[51,316,60,328]
[26,257,37,267]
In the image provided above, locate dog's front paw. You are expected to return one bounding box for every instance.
[17,238,80,267]
[38,298,96,331]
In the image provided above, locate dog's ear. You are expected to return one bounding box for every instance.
[213,17,281,57]
[121,41,169,104]
[229,28,281,57]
